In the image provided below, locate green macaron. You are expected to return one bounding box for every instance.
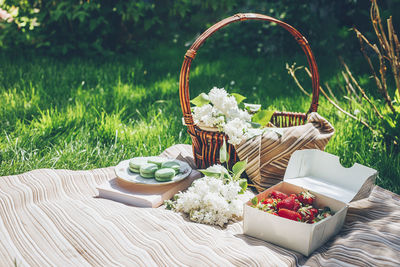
[161,161,181,174]
[148,158,168,168]
[139,163,158,178]
[129,158,148,173]
[155,168,175,182]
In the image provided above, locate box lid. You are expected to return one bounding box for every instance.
[284,149,378,203]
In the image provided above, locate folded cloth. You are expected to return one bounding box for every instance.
[0,144,399,266]
[236,112,335,192]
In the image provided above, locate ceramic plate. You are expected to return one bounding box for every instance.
[114,156,192,186]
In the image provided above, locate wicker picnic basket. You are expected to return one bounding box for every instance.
[179,13,320,169]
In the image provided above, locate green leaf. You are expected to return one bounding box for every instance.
[190,93,210,107]
[231,93,246,104]
[252,109,275,126]
[244,103,261,113]
[222,172,232,182]
[232,160,247,180]
[219,140,229,164]
[239,179,248,194]
[251,196,258,205]
[249,122,262,128]
[199,165,231,180]
[199,170,221,178]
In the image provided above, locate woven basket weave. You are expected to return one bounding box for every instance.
[179,13,320,169]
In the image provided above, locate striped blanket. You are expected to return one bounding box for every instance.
[0,144,399,266]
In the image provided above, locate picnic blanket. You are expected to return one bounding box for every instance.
[0,144,399,266]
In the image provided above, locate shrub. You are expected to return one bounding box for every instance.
[1,0,399,56]
[287,0,400,152]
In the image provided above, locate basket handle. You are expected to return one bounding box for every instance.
[179,13,320,133]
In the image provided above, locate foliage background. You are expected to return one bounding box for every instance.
[1,0,399,57]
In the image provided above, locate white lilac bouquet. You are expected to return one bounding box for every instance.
[190,87,276,145]
[165,160,252,227]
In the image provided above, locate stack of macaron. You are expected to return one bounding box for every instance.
[128,157,181,182]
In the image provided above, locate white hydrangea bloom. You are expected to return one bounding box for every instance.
[208,87,229,106]
[192,104,225,128]
[228,108,252,122]
[213,115,225,129]
[191,87,257,145]
[223,118,249,145]
[209,87,238,116]
[221,182,242,200]
[192,104,213,125]
[219,95,238,116]
[171,176,250,227]
[206,175,224,192]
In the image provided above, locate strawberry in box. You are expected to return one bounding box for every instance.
[298,191,315,206]
[298,207,315,223]
[278,209,302,221]
[250,190,333,223]
[243,149,378,256]
[270,190,288,200]
[276,194,298,211]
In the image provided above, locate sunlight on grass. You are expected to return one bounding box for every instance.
[0,87,41,130]
[0,50,398,194]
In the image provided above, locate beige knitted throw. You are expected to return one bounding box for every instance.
[236,112,335,192]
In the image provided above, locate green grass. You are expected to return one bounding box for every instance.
[0,47,399,194]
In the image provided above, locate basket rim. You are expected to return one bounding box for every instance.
[189,111,309,136]
[179,13,320,135]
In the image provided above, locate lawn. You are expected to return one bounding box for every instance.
[1,47,399,194]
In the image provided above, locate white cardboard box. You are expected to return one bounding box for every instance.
[243,149,378,256]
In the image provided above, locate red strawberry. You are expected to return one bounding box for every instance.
[262,198,274,205]
[276,196,296,210]
[309,208,318,216]
[270,190,288,200]
[278,209,302,222]
[293,200,301,211]
[298,207,315,223]
[298,191,315,206]
[289,193,298,199]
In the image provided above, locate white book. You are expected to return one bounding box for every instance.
[97,170,201,208]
